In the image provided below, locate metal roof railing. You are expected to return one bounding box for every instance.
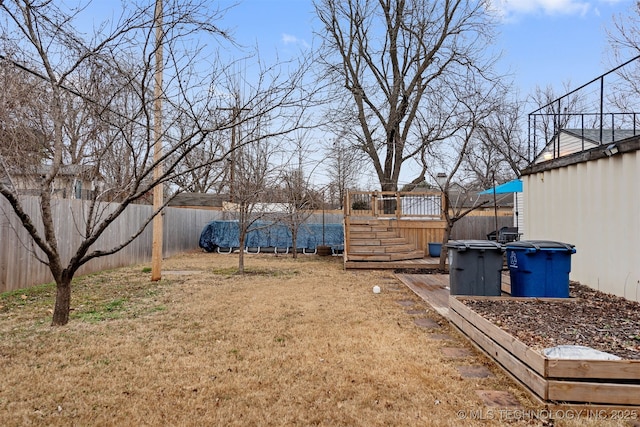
[528,55,640,162]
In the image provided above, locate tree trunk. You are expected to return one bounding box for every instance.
[439,224,452,271]
[291,227,298,259]
[238,229,245,274]
[380,182,397,192]
[380,183,398,215]
[439,192,453,271]
[52,278,72,326]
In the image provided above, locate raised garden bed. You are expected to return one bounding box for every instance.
[449,295,640,407]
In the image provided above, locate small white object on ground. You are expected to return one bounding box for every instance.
[372,285,381,294]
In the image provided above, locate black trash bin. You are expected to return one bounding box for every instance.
[446,240,504,296]
[506,240,576,298]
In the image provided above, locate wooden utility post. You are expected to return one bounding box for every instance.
[151,0,164,281]
[492,172,498,240]
[229,118,236,203]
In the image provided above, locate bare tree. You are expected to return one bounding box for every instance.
[229,134,283,273]
[0,58,52,174]
[279,169,314,259]
[275,131,319,259]
[168,131,229,194]
[606,4,640,116]
[0,0,311,325]
[411,69,503,268]
[465,97,529,185]
[325,135,362,209]
[608,2,640,59]
[314,0,500,191]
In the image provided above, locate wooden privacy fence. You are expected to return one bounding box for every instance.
[0,198,347,293]
[0,196,221,293]
[1,195,514,292]
[451,215,514,240]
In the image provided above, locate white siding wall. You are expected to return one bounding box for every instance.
[514,192,525,236]
[523,151,640,301]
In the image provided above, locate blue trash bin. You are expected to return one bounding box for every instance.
[505,240,576,298]
[446,240,504,296]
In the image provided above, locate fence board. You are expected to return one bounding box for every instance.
[0,196,222,293]
[451,215,514,240]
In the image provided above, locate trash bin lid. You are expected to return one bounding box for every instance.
[506,240,575,252]
[446,240,503,251]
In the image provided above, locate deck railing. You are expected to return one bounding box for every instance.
[345,191,444,220]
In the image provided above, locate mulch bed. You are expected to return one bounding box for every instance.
[461,283,640,360]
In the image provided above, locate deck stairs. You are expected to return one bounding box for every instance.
[346,218,424,262]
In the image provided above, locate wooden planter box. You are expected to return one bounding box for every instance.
[449,295,640,407]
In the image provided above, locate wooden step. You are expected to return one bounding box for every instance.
[345,259,441,270]
[347,254,393,262]
[346,217,424,263]
[383,244,417,253]
[390,250,425,260]
[349,244,415,254]
[349,219,392,226]
[347,251,424,262]
[349,237,407,246]
[350,231,398,239]
[349,225,392,233]
[349,246,388,254]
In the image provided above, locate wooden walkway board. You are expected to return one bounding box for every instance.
[395,273,450,318]
[346,257,443,270]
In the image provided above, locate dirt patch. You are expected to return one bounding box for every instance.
[462,283,640,360]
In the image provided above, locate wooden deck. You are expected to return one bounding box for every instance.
[395,273,451,317]
[344,217,442,265]
[345,255,445,270]
[394,271,512,317]
[343,192,447,269]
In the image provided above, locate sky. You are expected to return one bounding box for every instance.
[214,0,638,187]
[217,0,637,187]
[67,0,638,188]
[223,0,635,100]
[495,0,635,95]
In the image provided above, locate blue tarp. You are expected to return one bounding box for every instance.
[199,220,344,252]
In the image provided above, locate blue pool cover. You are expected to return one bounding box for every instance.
[199,220,344,252]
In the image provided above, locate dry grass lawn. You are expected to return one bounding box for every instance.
[0,252,632,426]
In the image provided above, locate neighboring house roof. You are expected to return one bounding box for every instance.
[168,192,228,208]
[448,185,514,209]
[477,192,513,208]
[534,128,640,164]
[11,164,96,177]
[8,164,102,200]
[458,192,514,209]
